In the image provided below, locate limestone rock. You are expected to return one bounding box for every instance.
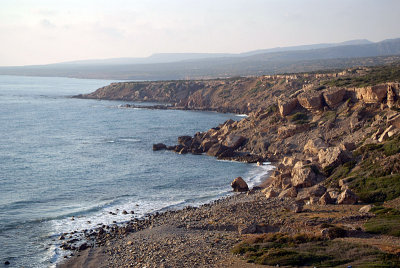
[152,143,167,151]
[264,188,279,199]
[297,90,323,112]
[304,138,328,155]
[296,185,326,201]
[282,156,297,167]
[378,125,394,142]
[323,87,346,109]
[177,136,193,147]
[206,143,229,157]
[359,204,373,213]
[201,138,218,152]
[223,134,246,149]
[278,187,298,198]
[319,192,334,205]
[354,84,389,103]
[278,97,299,116]
[318,147,351,170]
[388,114,400,129]
[231,177,249,192]
[337,189,358,205]
[277,124,309,139]
[339,142,356,151]
[291,162,317,188]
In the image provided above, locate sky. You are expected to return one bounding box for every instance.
[0,0,399,66]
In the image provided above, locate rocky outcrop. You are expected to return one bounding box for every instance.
[304,138,328,155]
[277,124,309,139]
[318,147,351,170]
[337,189,358,205]
[297,90,323,112]
[223,134,246,149]
[353,83,392,104]
[323,87,346,109]
[231,177,249,192]
[278,97,299,116]
[291,162,318,188]
[319,192,334,205]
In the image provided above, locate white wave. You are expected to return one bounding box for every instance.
[245,162,275,188]
[236,114,248,117]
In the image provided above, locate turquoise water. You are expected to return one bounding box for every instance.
[0,75,271,267]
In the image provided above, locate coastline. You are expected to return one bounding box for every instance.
[57,161,276,268]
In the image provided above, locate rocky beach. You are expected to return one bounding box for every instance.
[59,62,400,267]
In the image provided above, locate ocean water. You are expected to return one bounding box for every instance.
[0,75,272,267]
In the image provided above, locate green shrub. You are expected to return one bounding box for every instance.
[364,208,400,237]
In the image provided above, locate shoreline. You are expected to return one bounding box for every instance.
[56,159,276,268]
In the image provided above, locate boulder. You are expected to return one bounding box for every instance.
[296,185,326,201]
[359,204,373,213]
[264,188,279,199]
[152,143,167,151]
[337,189,358,205]
[201,138,218,152]
[297,90,323,112]
[278,187,298,198]
[206,143,229,157]
[289,201,304,213]
[339,142,356,151]
[278,97,299,116]
[318,147,351,170]
[291,162,318,188]
[177,136,193,147]
[231,177,249,192]
[282,156,297,167]
[223,134,246,149]
[319,192,334,205]
[323,87,346,109]
[304,138,328,155]
[354,84,389,103]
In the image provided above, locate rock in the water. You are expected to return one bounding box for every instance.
[323,87,346,109]
[177,136,193,147]
[4,261,10,265]
[291,162,318,188]
[231,177,249,192]
[200,138,218,152]
[337,189,358,205]
[223,134,246,149]
[206,143,230,157]
[152,143,167,151]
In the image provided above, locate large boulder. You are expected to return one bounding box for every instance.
[318,147,351,170]
[354,84,389,103]
[278,97,299,116]
[296,185,326,201]
[278,187,298,198]
[201,138,218,152]
[297,90,323,112]
[319,192,334,205]
[291,162,318,188]
[323,87,346,109]
[206,143,229,157]
[223,134,246,149]
[304,138,328,155]
[231,177,249,192]
[337,189,358,205]
[177,136,193,147]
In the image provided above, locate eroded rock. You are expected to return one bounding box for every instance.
[337,189,358,205]
[231,177,249,192]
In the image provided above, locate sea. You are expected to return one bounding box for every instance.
[0,75,273,267]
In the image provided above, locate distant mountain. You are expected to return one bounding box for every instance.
[0,38,399,80]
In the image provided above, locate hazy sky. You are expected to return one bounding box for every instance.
[0,0,399,66]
